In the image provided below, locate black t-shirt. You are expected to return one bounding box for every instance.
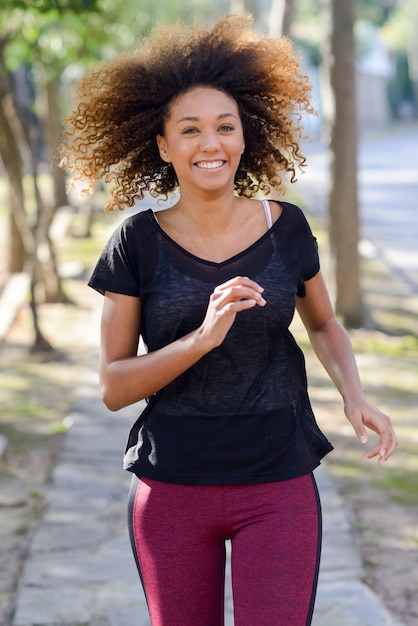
[89,201,333,484]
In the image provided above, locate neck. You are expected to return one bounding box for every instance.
[175,188,238,228]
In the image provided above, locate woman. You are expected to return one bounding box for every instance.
[62,15,397,626]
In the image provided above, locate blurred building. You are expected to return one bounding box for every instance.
[356,23,395,127]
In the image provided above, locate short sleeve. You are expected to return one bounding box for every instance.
[88,216,141,297]
[282,203,320,297]
[300,230,320,283]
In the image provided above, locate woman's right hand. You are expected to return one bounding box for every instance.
[198,276,266,350]
[100,277,265,410]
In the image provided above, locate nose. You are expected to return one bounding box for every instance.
[199,129,220,152]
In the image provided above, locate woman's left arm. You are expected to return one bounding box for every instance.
[296,271,398,465]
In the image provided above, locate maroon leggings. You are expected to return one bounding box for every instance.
[128,474,321,626]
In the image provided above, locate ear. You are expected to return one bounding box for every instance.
[156,135,170,162]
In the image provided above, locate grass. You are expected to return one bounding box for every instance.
[374,471,418,507]
[290,212,418,511]
[0,203,117,474]
[310,350,418,508]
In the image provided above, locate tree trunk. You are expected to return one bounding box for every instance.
[229,0,265,30]
[268,0,296,38]
[33,195,70,304]
[0,95,53,350]
[243,0,259,16]
[45,80,68,208]
[10,65,69,305]
[0,95,35,257]
[9,195,26,273]
[322,0,366,327]
[0,42,63,351]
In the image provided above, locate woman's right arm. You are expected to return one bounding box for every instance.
[99,291,210,411]
[99,277,266,411]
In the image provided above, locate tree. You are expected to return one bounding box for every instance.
[0,0,215,351]
[321,0,365,327]
[268,0,296,37]
[382,0,418,118]
[0,2,102,351]
[238,0,365,325]
[0,45,70,350]
[230,0,295,35]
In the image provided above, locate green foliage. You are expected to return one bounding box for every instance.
[356,0,398,26]
[0,0,104,79]
[0,0,215,81]
[381,0,415,53]
[295,0,321,22]
[294,0,404,63]
[0,0,99,11]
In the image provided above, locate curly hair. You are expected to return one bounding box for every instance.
[61,14,315,212]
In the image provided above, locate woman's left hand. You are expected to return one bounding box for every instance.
[344,398,398,465]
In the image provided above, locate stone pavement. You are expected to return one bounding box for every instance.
[11,302,404,626]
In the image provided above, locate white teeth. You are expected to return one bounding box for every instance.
[196,161,224,169]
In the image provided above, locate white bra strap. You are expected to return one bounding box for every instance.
[154,204,272,229]
[262,199,273,229]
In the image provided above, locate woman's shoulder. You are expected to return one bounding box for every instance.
[98,209,158,263]
[119,207,155,229]
[272,200,314,231]
[271,200,304,217]
[110,208,157,242]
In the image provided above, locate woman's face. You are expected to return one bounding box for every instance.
[157,87,245,196]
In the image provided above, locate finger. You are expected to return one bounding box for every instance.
[213,284,266,306]
[361,432,397,465]
[379,430,398,462]
[351,422,369,445]
[362,448,387,466]
[370,415,398,459]
[361,442,381,463]
[344,407,369,445]
[223,298,258,313]
[215,276,264,294]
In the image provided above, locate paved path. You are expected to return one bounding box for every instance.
[11,304,404,625]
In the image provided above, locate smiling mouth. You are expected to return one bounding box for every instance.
[195,160,225,170]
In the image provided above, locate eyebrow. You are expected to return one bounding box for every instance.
[176,112,237,124]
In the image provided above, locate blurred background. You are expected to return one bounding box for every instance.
[0,2,417,626]
[1,0,417,337]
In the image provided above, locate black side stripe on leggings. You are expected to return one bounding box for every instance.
[305,471,322,626]
[127,474,148,601]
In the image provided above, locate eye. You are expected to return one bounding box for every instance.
[219,124,234,132]
[182,127,199,135]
